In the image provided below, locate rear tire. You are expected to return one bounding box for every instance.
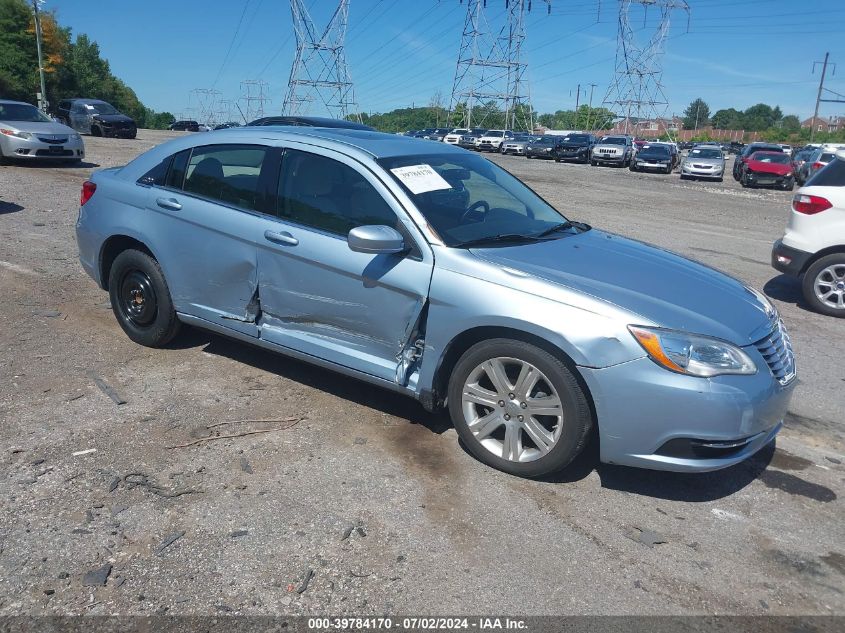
[802,254,845,318]
[108,249,181,347]
[447,339,593,478]
[91,125,103,137]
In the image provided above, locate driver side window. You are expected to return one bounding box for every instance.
[276,149,399,236]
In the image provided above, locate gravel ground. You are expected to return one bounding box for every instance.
[0,130,843,616]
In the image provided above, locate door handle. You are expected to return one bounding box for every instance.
[264,229,298,246]
[156,197,182,211]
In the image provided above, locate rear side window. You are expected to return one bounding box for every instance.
[138,156,172,186]
[806,157,845,187]
[166,150,190,189]
[182,144,270,212]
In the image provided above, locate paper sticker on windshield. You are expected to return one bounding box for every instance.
[390,164,452,194]
[85,104,95,110]
[690,149,701,154]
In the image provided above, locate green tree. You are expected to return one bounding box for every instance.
[711,108,744,129]
[682,98,711,129]
[742,103,781,131]
[781,115,801,132]
[0,0,38,100]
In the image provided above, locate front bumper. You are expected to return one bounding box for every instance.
[527,148,554,158]
[1,134,85,160]
[744,171,791,187]
[580,354,795,472]
[96,123,136,138]
[771,239,813,276]
[634,161,672,171]
[555,148,589,161]
[502,146,525,154]
[476,141,501,151]
[681,164,724,179]
[593,152,625,164]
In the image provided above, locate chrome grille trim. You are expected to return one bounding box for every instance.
[754,319,796,385]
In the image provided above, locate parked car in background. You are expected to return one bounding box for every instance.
[170,120,200,132]
[75,125,795,477]
[739,151,795,190]
[444,128,471,145]
[728,141,745,155]
[213,122,241,130]
[0,99,85,164]
[629,144,674,174]
[801,145,845,184]
[246,116,374,131]
[779,144,793,157]
[500,133,533,155]
[680,146,726,181]
[475,129,513,152]
[551,133,596,163]
[56,98,137,138]
[654,141,680,169]
[733,142,784,180]
[792,148,815,185]
[525,136,561,159]
[772,149,845,317]
[591,135,634,167]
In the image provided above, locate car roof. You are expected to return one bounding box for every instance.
[247,115,373,130]
[0,99,37,106]
[209,126,467,159]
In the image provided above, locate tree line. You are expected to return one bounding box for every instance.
[0,0,174,129]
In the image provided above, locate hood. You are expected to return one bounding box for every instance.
[470,230,776,346]
[746,159,791,175]
[684,157,723,166]
[0,120,76,135]
[558,141,590,148]
[93,113,135,124]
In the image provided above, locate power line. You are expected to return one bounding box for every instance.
[212,1,253,88]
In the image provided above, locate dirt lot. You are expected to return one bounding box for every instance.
[0,130,843,616]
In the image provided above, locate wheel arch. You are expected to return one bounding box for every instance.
[430,325,597,425]
[800,245,845,275]
[99,235,156,291]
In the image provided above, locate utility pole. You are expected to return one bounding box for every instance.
[810,53,843,142]
[32,0,48,113]
[575,83,581,111]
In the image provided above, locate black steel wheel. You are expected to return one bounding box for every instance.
[108,249,180,347]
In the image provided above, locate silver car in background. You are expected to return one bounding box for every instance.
[680,146,726,181]
[0,100,85,164]
[76,127,795,478]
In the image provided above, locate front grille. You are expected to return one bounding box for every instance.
[692,163,714,169]
[754,319,796,385]
[37,136,68,144]
[35,149,73,156]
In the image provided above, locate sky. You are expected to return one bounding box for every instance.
[46,0,845,123]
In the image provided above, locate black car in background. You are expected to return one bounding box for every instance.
[629,144,674,173]
[55,98,137,138]
[213,122,241,130]
[525,136,561,159]
[170,120,200,132]
[246,116,374,130]
[552,133,596,163]
[732,142,784,180]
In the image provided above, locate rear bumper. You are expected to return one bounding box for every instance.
[771,239,813,276]
[580,355,795,472]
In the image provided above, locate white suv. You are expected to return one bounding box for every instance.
[443,128,470,145]
[772,149,845,317]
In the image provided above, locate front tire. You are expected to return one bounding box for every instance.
[447,339,593,478]
[802,254,845,318]
[108,249,181,347]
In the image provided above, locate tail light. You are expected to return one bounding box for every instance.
[792,194,832,215]
[812,161,825,170]
[80,180,96,206]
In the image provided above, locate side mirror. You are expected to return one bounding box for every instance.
[348,225,405,255]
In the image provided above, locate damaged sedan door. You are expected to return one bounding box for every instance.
[142,143,280,337]
[255,147,434,385]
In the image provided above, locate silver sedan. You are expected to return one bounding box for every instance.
[680,146,726,181]
[0,99,85,164]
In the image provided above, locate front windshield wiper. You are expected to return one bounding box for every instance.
[456,234,544,248]
[535,221,573,238]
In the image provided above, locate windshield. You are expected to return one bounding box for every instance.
[486,131,504,138]
[638,146,670,158]
[562,134,590,143]
[600,137,627,145]
[86,102,119,115]
[750,152,791,164]
[452,129,470,134]
[533,137,557,146]
[688,148,722,159]
[379,153,572,247]
[0,103,52,123]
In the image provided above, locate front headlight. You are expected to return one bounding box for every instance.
[628,326,757,377]
[71,132,81,140]
[0,128,32,139]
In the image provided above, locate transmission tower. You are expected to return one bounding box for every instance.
[240,80,271,121]
[447,0,551,132]
[283,0,360,121]
[188,88,222,126]
[600,0,689,137]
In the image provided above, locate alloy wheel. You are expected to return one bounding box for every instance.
[814,264,845,310]
[461,357,564,463]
